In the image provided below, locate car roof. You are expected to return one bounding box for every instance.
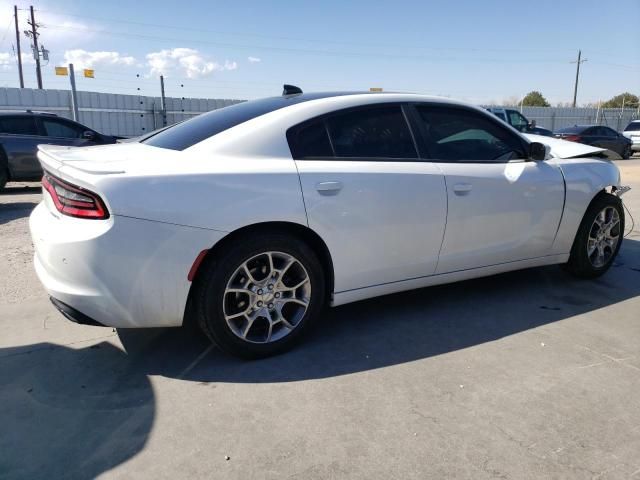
[0,110,58,117]
[556,125,596,133]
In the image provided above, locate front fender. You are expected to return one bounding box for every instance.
[550,158,622,254]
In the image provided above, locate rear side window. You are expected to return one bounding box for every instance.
[0,116,38,135]
[493,112,507,122]
[42,119,83,138]
[326,106,417,158]
[624,122,640,132]
[292,122,333,158]
[288,105,418,160]
[416,106,526,162]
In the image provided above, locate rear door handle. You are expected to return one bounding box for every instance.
[453,183,473,195]
[315,181,343,195]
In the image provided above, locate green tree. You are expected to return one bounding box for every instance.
[521,91,550,107]
[601,92,639,108]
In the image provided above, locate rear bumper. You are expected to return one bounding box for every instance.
[30,201,227,328]
[49,297,107,327]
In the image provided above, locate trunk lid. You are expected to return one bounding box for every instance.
[37,142,177,176]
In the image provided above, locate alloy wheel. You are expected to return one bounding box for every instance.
[223,251,311,343]
[587,206,621,268]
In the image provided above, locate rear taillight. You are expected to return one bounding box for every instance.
[563,135,582,142]
[42,172,109,220]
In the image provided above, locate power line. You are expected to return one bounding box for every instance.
[44,23,579,65]
[36,9,589,56]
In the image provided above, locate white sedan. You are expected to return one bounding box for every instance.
[30,88,628,358]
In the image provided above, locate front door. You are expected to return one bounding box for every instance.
[411,104,565,273]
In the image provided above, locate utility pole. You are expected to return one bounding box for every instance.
[571,50,587,108]
[27,6,42,89]
[159,75,167,126]
[14,5,24,88]
[68,64,79,121]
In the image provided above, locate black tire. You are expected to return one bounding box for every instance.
[565,192,624,278]
[622,145,631,160]
[0,168,7,191]
[194,233,326,359]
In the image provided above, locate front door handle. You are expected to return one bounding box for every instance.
[315,181,343,195]
[453,183,473,195]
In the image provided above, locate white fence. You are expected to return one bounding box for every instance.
[491,105,640,132]
[0,87,638,137]
[0,87,244,137]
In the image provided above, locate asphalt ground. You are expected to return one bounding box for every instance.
[1,157,640,479]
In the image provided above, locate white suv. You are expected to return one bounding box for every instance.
[623,120,640,154]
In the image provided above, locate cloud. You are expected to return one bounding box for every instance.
[0,52,36,71]
[63,50,135,69]
[248,56,261,63]
[146,48,237,78]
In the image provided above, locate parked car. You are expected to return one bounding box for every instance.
[30,88,628,358]
[0,111,119,190]
[486,107,553,136]
[622,120,640,154]
[554,125,633,159]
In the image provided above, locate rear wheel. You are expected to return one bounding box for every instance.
[565,193,624,278]
[194,234,325,359]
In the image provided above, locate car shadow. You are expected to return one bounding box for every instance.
[0,342,155,480]
[118,238,640,384]
[0,185,41,196]
[0,202,38,225]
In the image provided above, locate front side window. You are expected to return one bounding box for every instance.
[0,116,38,135]
[601,127,618,137]
[416,106,526,162]
[42,119,83,139]
[508,110,529,131]
[325,106,417,159]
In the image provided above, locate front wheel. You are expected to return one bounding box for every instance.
[194,234,326,359]
[565,193,624,278]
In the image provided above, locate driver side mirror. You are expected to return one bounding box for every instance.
[82,130,96,140]
[528,120,536,128]
[529,142,546,161]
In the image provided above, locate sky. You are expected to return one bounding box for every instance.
[0,0,638,105]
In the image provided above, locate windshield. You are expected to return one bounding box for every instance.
[624,122,640,132]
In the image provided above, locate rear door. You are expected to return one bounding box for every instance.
[292,104,447,293]
[0,115,42,178]
[410,104,565,273]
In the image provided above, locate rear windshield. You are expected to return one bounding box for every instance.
[624,122,640,132]
[142,92,354,151]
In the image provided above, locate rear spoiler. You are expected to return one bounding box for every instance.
[37,144,125,175]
